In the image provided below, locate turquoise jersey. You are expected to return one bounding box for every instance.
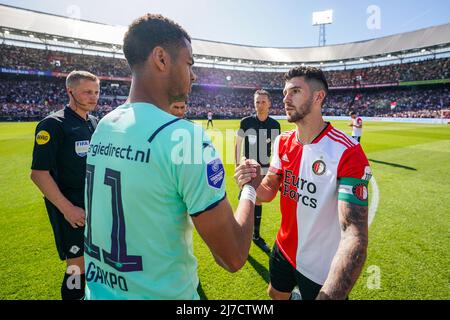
[84,102,226,299]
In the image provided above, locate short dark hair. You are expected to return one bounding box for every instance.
[349,111,356,116]
[284,66,329,94]
[123,14,191,68]
[254,89,271,99]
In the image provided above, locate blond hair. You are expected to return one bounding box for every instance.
[66,70,99,88]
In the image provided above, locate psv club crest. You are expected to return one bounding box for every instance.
[312,160,326,175]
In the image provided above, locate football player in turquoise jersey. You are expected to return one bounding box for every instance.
[84,14,262,299]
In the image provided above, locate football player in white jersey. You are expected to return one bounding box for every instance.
[349,111,363,142]
[235,66,371,300]
[207,111,214,129]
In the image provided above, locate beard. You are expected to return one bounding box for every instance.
[286,95,313,123]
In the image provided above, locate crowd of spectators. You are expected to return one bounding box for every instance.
[1,44,449,88]
[1,44,449,121]
[1,78,448,121]
[0,44,131,77]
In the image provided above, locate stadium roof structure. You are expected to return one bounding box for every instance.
[1,4,450,69]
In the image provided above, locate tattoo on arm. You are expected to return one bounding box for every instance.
[317,201,368,300]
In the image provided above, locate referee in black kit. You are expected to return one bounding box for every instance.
[235,89,280,254]
[30,70,99,300]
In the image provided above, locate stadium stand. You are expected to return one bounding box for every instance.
[0,4,449,121]
[1,44,449,87]
[1,78,448,121]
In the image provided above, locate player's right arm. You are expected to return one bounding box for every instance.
[176,128,261,272]
[192,177,260,272]
[235,168,281,203]
[246,133,283,202]
[188,160,261,273]
[257,173,282,202]
[30,119,85,228]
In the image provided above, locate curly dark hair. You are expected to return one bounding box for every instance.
[123,14,191,68]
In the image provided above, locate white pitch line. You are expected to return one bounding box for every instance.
[369,176,379,227]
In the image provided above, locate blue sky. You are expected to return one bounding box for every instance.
[1,0,449,47]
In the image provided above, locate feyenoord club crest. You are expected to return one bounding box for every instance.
[312,160,326,175]
[353,184,368,201]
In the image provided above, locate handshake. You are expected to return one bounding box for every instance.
[234,157,263,190]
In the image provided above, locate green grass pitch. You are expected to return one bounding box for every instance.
[0,120,449,300]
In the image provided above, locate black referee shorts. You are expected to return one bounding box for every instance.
[44,198,85,261]
[269,242,322,300]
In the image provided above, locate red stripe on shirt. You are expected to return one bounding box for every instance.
[330,129,355,146]
[276,132,301,269]
[327,132,352,148]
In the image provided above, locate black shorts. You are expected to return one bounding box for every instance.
[44,198,85,261]
[269,242,322,300]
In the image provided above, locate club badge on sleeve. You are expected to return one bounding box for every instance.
[206,158,224,189]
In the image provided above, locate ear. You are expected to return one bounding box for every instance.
[315,90,326,105]
[151,46,170,72]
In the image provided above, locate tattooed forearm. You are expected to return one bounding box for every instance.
[316,201,368,300]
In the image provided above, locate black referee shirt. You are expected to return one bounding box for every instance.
[31,106,96,206]
[238,115,281,167]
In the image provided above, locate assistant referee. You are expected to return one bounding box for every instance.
[30,70,99,300]
[235,89,280,254]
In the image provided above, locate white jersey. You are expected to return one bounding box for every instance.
[269,123,371,284]
[207,112,213,120]
[351,117,363,137]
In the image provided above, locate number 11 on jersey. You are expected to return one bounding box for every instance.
[85,164,143,272]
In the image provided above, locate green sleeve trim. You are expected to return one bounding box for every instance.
[338,177,369,206]
[338,193,368,206]
[339,177,368,187]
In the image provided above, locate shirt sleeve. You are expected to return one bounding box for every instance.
[175,127,226,216]
[31,118,62,170]
[337,144,371,206]
[274,121,281,139]
[237,118,246,138]
[268,134,282,175]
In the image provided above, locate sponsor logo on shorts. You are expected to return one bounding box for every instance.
[36,130,50,145]
[312,160,326,175]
